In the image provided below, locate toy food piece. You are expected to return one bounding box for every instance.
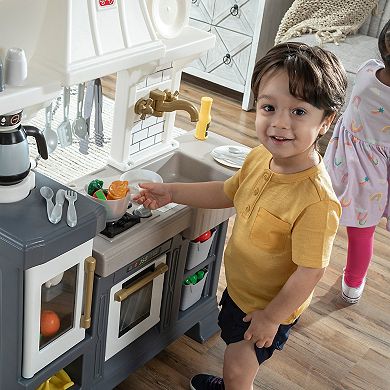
[87,179,103,196]
[93,189,107,200]
[196,270,205,280]
[40,310,61,337]
[182,269,207,285]
[193,230,212,243]
[36,369,74,390]
[189,274,198,284]
[106,180,129,200]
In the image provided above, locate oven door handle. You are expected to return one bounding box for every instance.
[114,263,168,303]
[80,256,96,329]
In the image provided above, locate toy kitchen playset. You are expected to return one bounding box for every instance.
[0,1,250,389]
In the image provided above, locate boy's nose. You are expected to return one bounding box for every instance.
[271,110,290,129]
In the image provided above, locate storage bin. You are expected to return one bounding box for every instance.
[180,271,208,311]
[185,231,215,270]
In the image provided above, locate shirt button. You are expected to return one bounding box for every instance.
[245,205,250,212]
[263,173,269,180]
[254,188,259,196]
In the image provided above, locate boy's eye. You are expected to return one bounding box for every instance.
[292,108,306,116]
[261,104,274,112]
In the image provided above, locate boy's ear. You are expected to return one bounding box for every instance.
[319,113,336,135]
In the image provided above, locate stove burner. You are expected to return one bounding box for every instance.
[133,205,152,218]
[100,213,141,238]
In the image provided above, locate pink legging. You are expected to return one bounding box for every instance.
[344,226,376,288]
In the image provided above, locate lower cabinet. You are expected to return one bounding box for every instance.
[10,221,229,390]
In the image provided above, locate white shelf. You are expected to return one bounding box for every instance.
[0,64,62,115]
[162,26,215,64]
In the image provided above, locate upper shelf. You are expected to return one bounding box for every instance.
[0,0,165,113]
[0,1,215,115]
[0,64,62,116]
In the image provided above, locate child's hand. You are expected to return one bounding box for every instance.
[243,310,279,348]
[132,182,172,210]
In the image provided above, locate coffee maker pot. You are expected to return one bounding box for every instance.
[0,110,48,185]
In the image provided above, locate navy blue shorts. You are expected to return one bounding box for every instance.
[218,289,298,365]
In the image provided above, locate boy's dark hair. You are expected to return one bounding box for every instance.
[251,42,347,118]
[378,19,390,67]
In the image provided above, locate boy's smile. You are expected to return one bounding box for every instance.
[255,70,333,174]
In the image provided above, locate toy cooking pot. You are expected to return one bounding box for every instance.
[84,185,132,222]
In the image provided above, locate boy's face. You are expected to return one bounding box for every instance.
[255,70,333,172]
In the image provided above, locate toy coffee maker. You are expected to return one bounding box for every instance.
[0,110,48,203]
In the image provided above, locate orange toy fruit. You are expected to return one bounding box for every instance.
[40,310,61,337]
[107,180,129,200]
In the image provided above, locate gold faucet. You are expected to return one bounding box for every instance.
[134,89,199,122]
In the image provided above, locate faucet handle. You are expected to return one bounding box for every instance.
[136,98,154,120]
[164,90,179,102]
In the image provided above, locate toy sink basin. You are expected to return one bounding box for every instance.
[142,151,228,183]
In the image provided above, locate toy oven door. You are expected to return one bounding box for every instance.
[105,254,168,361]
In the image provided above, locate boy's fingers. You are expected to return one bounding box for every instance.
[138,182,155,189]
[243,330,252,340]
[256,340,265,348]
[264,340,272,348]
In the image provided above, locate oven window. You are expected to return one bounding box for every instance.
[39,265,77,349]
[118,265,154,337]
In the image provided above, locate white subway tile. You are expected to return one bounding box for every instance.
[129,143,140,155]
[142,115,158,128]
[148,122,164,136]
[132,120,142,133]
[140,136,155,150]
[155,133,163,143]
[132,129,148,144]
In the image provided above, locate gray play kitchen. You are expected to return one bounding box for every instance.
[0,1,248,389]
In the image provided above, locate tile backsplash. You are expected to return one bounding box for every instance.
[129,63,173,157]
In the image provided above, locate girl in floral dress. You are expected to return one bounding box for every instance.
[324,20,390,303]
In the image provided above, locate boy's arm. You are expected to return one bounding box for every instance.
[243,265,325,347]
[263,265,325,323]
[169,181,233,209]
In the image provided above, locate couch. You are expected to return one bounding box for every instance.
[282,0,389,106]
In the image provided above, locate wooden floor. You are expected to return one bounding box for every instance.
[103,75,390,390]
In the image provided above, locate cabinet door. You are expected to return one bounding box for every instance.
[188,18,211,72]
[22,240,95,379]
[190,0,215,24]
[206,25,252,90]
[212,0,258,36]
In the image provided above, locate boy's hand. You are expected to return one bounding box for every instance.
[243,310,279,348]
[132,182,172,210]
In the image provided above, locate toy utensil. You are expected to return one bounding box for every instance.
[43,103,58,154]
[73,82,88,140]
[65,190,78,227]
[79,80,94,155]
[94,78,104,146]
[83,78,104,148]
[57,87,73,147]
[40,186,54,221]
[49,189,66,224]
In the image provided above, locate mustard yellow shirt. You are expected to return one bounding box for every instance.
[223,145,341,324]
